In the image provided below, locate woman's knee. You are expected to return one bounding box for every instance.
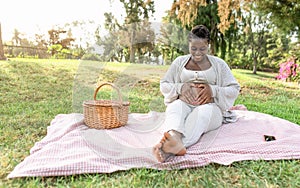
[192,104,222,125]
[195,104,220,116]
[166,100,188,113]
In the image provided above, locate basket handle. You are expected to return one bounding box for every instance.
[93,83,123,103]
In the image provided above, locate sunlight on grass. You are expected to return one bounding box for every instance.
[1,59,299,187]
[232,69,300,122]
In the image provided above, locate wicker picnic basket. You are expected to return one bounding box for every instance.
[83,83,130,129]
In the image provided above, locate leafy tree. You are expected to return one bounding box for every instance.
[48,28,74,57]
[264,29,290,70]
[151,44,162,63]
[170,0,251,33]
[157,21,189,63]
[254,0,300,39]
[0,23,6,60]
[101,1,156,63]
[35,33,48,48]
[63,20,97,51]
[246,12,269,74]
[157,11,188,63]
[99,12,124,62]
[231,10,274,73]
[222,24,239,62]
[156,22,173,64]
[289,42,300,60]
[64,20,98,58]
[100,17,156,63]
[12,29,22,46]
[217,0,251,34]
[119,0,155,63]
[33,33,49,58]
[134,20,156,63]
[191,1,221,56]
[34,33,48,57]
[169,0,247,56]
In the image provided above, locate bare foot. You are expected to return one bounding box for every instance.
[152,131,187,162]
[161,131,186,156]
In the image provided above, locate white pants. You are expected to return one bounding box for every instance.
[163,100,223,147]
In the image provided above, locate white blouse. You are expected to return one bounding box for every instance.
[181,66,217,85]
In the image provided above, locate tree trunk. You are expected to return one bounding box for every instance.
[253,55,258,74]
[129,24,136,63]
[210,17,218,55]
[171,47,174,62]
[220,33,226,60]
[129,44,136,63]
[0,23,7,60]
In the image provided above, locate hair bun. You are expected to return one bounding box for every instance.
[188,25,210,43]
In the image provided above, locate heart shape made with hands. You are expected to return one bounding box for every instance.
[191,83,205,99]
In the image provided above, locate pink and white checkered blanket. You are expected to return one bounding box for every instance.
[7,110,300,178]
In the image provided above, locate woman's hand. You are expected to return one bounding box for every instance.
[193,83,213,105]
[179,83,197,105]
[179,83,213,105]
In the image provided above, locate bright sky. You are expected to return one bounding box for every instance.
[0,0,173,42]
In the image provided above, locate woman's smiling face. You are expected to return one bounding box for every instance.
[189,38,209,63]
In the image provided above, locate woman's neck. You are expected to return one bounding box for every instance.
[192,55,207,65]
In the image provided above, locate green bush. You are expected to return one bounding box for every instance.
[81,53,101,61]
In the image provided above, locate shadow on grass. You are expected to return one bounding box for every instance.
[236,69,276,80]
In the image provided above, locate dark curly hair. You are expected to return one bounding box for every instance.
[188,25,210,43]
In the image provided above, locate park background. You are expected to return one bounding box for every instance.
[0,0,299,80]
[1,0,300,187]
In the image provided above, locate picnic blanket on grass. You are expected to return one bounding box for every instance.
[7,110,300,178]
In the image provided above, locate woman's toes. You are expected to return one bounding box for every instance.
[153,142,162,149]
[152,145,169,162]
[153,131,187,162]
[164,132,172,139]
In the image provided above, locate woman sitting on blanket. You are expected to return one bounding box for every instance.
[152,25,240,162]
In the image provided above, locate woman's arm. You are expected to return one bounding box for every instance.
[209,61,240,111]
[160,57,185,105]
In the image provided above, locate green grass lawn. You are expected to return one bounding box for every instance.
[0,58,299,187]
